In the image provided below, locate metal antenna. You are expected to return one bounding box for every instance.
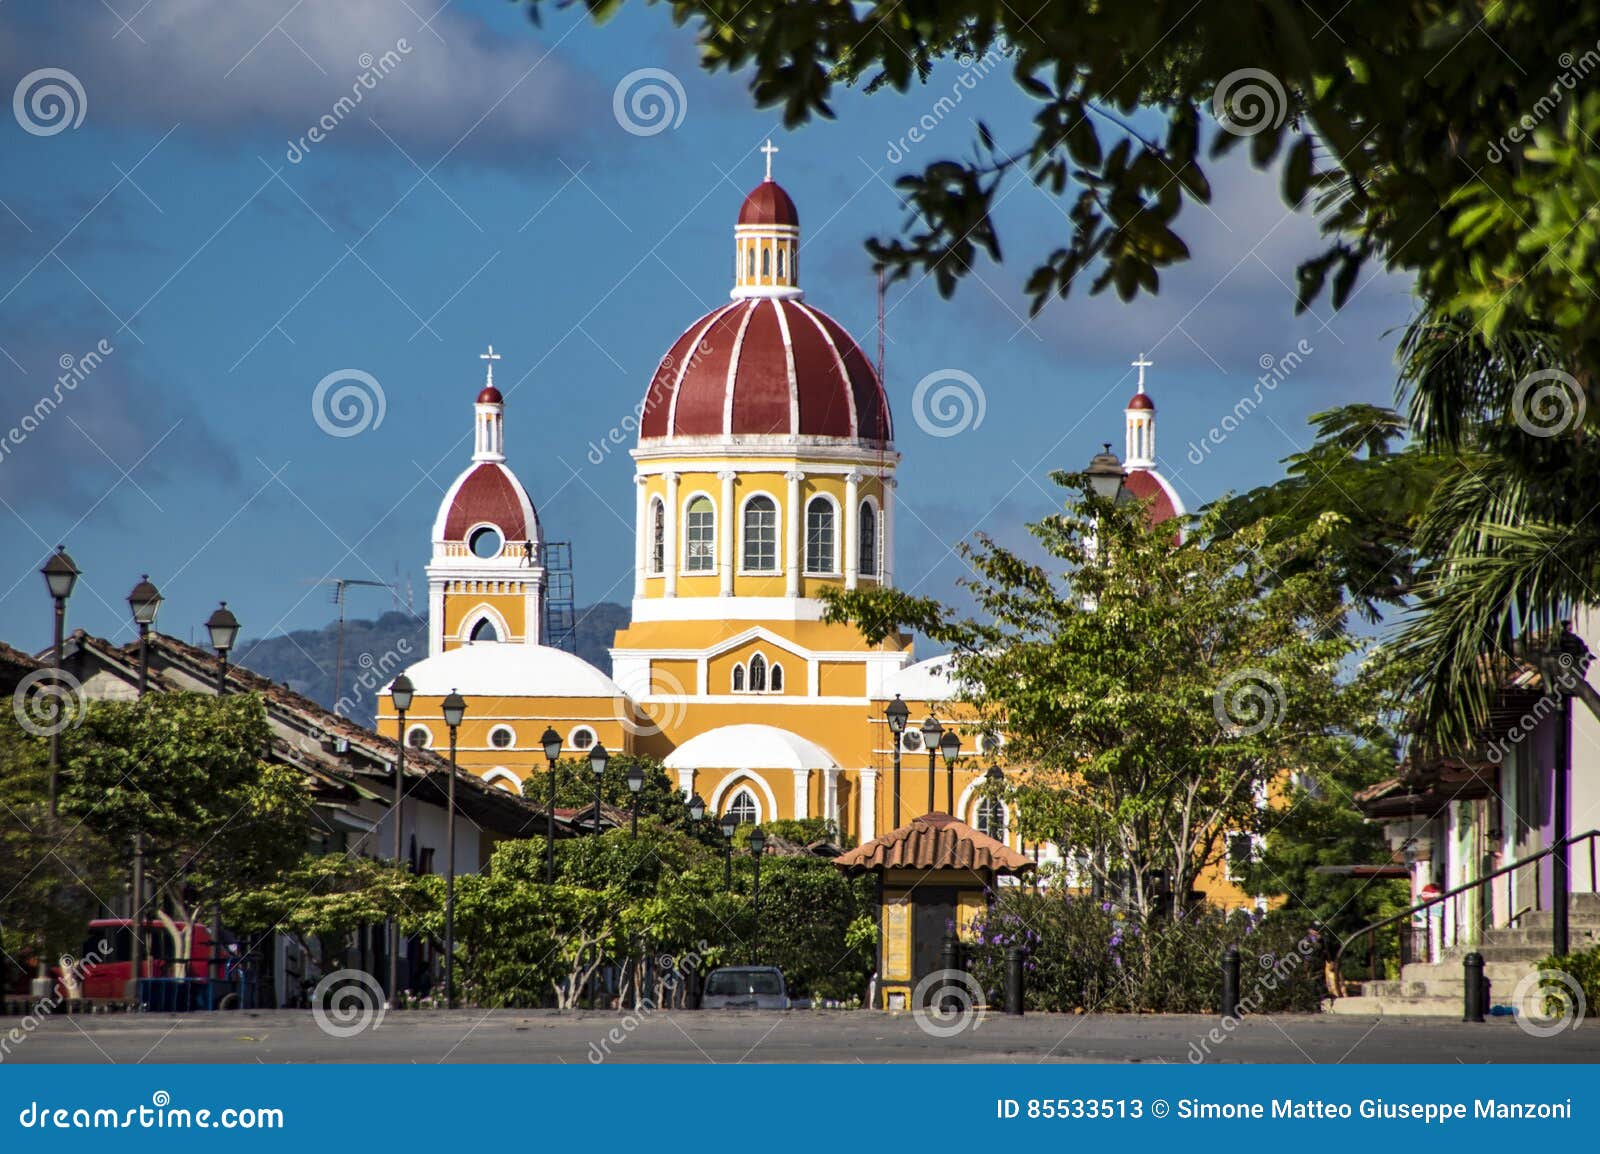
[876,267,886,384]
[314,577,391,713]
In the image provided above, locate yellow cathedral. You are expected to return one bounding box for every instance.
[378,153,1214,887]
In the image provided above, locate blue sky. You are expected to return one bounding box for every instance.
[0,0,1415,655]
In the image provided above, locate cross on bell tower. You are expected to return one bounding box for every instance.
[1131,352,1153,393]
[761,139,779,182]
[481,343,501,387]
[1125,353,1156,468]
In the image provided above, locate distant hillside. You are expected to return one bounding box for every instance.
[233,604,632,727]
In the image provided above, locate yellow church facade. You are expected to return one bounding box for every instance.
[375,155,1258,908]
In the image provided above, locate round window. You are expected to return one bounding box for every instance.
[980,732,1002,755]
[489,726,515,749]
[569,727,595,750]
[901,730,923,752]
[406,726,430,749]
[469,526,503,559]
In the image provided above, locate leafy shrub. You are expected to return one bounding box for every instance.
[1536,944,1600,1014]
[963,890,1324,1014]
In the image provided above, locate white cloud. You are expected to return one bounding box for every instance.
[2,0,598,158]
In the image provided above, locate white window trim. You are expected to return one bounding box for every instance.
[482,767,522,793]
[858,495,882,579]
[681,490,719,576]
[465,521,507,560]
[457,602,512,646]
[405,724,433,750]
[487,723,518,751]
[731,649,787,695]
[803,493,841,577]
[737,491,782,576]
[567,725,598,752]
[647,496,666,576]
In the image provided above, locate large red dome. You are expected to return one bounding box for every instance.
[639,298,891,445]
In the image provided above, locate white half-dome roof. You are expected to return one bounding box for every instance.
[391,642,623,699]
[664,724,837,771]
[877,655,962,702]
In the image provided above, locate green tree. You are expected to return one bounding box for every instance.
[824,472,1374,918]
[57,693,310,971]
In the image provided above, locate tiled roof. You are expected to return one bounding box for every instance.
[834,811,1033,875]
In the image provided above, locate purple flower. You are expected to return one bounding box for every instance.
[1109,934,1122,948]
[1100,902,1112,913]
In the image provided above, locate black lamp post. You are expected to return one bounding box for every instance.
[204,602,239,696]
[124,571,159,1004]
[387,673,414,1008]
[540,726,562,883]
[920,715,943,815]
[687,793,707,823]
[1535,622,1592,957]
[440,688,467,1009]
[939,729,960,815]
[127,575,161,697]
[625,762,645,837]
[40,545,78,817]
[749,825,767,954]
[720,811,737,890]
[588,741,610,835]
[983,765,1006,840]
[1085,443,1126,502]
[885,694,909,827]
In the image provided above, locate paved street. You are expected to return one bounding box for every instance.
[4,1008,1596,1064]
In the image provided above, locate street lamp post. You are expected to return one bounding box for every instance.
[920,715,943,814]
[885,695,908,827]
[1084,443,1126,502]
[1535,622,1591,957]
[540,727,562,883]
[940,730,960,815]
[749,825,767,954]
[387,673,414,1009]
[588,742,610,836]
[40,546,79,817]
[720,811,737,890]
[687,793,706,823]
[126,574,161,1007]
[127,575,161,697]
[440,688,467,1009]
[625,763,645,837]
[204,602,239,696]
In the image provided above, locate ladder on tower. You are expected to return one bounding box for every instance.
[541,541,577,654]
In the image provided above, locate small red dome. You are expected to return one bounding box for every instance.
[477,385,503,404]
[739,181,799,227]
[1127,391,1155,411]
[640,298,890,444]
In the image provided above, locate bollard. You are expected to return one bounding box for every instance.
[1220,945,1241,1020]
[1463,952,1485,1022]
[1004,945,1025,1016]
[939,929,962,1013]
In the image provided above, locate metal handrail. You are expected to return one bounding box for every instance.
[1336,829,1600,979]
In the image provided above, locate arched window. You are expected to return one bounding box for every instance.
[685,495,715,572]
[777,248,785,278]
[732,664,745,692]
[975,798,1005,840]
[761,248,770,277]
[742,496,778,572]
[805,496,836,574]
[747,247,755,278]
[858,501,877,577]
[469,617,500,643]
[727,788,759,824]
[649,498,665,574]
[748,652,767,692]
[769,663,784,692]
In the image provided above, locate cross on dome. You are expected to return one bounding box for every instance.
[1131,352,1153,393]
[760,139,779,182]
[480,344,501,386]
